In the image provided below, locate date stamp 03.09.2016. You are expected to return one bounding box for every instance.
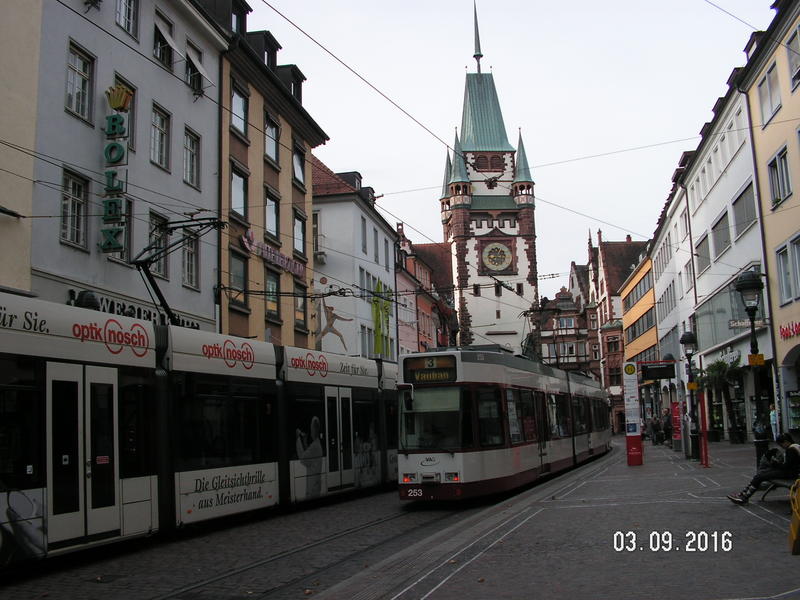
[612,531,733,552]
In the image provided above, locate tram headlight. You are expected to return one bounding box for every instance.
[402,473,417,483]
[445,472,460,482]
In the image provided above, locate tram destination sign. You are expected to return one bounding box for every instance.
[404,355,457,384]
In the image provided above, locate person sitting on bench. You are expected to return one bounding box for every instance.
[728,432,800,505]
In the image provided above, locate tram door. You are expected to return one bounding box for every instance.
[46,363,119,547]
[535,392,550,474]
[325,386,354,491]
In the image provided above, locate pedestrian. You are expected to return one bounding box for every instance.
[769,403,778,441]
[727,433,800,505]
[661,408,672,445]
[650,418,662,445]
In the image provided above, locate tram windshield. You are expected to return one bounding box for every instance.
[399,387,469,451]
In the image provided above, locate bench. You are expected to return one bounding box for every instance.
[761,478,798,501]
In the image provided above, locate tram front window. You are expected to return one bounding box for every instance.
[400,387,464,451]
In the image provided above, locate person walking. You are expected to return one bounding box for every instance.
[769,403,779,441]
[727,433,800,505]
[661,408,672,447]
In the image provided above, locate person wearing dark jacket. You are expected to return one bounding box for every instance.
[727,433,800,505]
[661,408,672,444]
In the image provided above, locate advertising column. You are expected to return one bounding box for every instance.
[623,362,643,466]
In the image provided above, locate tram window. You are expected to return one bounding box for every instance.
[519,389,537,441]
[384,390,398,449]
[119,369,155,478]
[399,387,462,450]
[353,391,379,469]
[0,357,43,490]
[556,394,572,437]
[460,393,474,449]
[291,388,326,460]
[506,389,524,444]
[477,388,503,447]
[175,374,273,471]
[572,396,589,435]
[547,394,560,438]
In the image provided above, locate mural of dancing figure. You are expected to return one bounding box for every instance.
[319,297,352,351]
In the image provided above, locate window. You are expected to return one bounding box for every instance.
[684,260,694,292]
[182,233,199,288]
[516,283,523,295]
[732,184,755,237]
[312,212,320,253]
[789,30,800,87]
[153,11,177,70]
[264,113,279,163]
[361,217,367,254]
[608,368,622,386]
[473,284,481,296]
[229,253,247,305]
[185,43,205,95]
[183,128,199,187]
[607,339,619,353]
[230,167,247,218]
[231,9,244,34]
[265,269,280,320]
[373,228,379,263]
[792,237,800,300]
[66,44,93,121]
[115,0,138,37]
[384,239,389,272]
[265,190,279,238]
[758,63,781,124]
[680,209,689,239]
[695,235,710,273]
[293,212,306,255]
[778,247,793,303]
[489,155,504,171]
[61,171,88,247]
[292,145,305,186]
[589,314,597,329]
[150,105,170,169]
[711,211,731,258]
[495,282,502,297]
[114,75,136,150]
[149,213,168,277]
[558,317,575,329]
[768,147,792,205]
[231,86,248,135]
[294,283,307,329]
[478,389,503,446]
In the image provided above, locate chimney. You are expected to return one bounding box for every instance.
[626,234,632,242]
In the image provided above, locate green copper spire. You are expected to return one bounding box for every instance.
[449,131,470,184]
[440,150,452,199]
[460,74,514,152]
[514,132,533,183]
[473,1,482,73]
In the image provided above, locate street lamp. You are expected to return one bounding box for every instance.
[735,270,766,467]
[680,331,707,464]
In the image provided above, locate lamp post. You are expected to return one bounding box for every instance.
[680,331,707,463]
[735,270,766,468]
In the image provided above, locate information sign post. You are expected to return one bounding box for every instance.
[623,362,643,466]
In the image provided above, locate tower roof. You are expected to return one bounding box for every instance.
[449,132,470,184]
[513,132,533,183]
[440,150,452,199]
[460,73,514,152]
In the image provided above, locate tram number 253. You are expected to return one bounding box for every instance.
[406,489,423,497]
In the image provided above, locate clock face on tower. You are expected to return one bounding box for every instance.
[482,242,513,271]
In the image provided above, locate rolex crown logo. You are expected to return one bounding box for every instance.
[106,84,133,112]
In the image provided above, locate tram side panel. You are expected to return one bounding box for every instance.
[167,327,280,525]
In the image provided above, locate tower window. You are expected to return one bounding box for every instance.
[475,155,488,170]
[473,284,481,296]
[490,155,504,170]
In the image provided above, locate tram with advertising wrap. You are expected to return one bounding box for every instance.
[0,291,397,566]
[397,347,610,501]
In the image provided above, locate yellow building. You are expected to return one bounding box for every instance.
[620,254,660,419]
[205,5,328,346]
[737,0,800,433]
[0,0,41,294]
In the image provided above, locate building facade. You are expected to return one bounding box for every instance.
[27,0,227,329]
[200,1,328,345]
[737,0,800,436]
[310,158,397,360]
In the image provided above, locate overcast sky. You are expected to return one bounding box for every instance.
[248,1,776,300]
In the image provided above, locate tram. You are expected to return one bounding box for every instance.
[397,347,611,501]
[0,291,397,565]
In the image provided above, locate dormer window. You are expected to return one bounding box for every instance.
[231,9,245,34]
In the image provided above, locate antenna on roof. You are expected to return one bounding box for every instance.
[473,1,483,73]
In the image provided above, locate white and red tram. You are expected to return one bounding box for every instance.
[0,291,397,565]
[397,347,611,501]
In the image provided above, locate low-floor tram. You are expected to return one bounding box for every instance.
[397,347,611,501]
[0,291,397,566]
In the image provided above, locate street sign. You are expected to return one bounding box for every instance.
[748,353,765,366]
[687,382,699,391]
